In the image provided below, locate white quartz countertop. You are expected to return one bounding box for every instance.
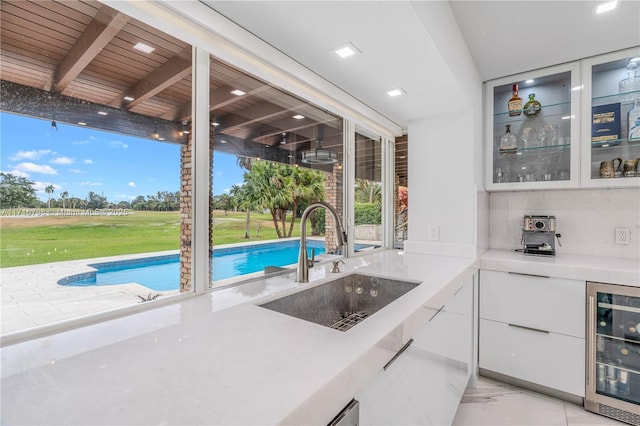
[1,249,638,425]
[0,250,477,426]
[480,249,640,287]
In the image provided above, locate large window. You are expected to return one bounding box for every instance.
[354,128,384,250]
[209,55,345,287]
[0,0,398,339]
[0,0,194,335]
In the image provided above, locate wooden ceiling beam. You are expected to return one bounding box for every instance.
[52,5,129,92]
[109,49,192,109]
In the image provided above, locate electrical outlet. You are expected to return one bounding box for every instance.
[428,225,439,241]
[615,227,630,245]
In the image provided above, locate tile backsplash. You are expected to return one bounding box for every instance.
[489,188,640,259]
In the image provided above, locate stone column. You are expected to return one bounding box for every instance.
[323,165,343,253]
[179,137,193,292]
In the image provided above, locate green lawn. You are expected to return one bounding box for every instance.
[0,210,310,268]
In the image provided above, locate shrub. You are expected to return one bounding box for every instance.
[355,202,381,225]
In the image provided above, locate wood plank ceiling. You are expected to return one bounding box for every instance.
[0,0,407,185]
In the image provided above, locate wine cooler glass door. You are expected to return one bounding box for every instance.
[591,284,640,408]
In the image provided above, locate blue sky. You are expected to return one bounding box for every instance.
[0,112,245,202]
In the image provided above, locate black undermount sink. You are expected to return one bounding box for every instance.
[259,273,421,331]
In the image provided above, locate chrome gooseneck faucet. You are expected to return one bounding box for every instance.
[297,201,347,283]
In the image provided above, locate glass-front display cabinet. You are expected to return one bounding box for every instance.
[485,62,580,191]
[581,47,640,188]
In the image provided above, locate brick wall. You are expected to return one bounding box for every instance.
[179,132,214,292]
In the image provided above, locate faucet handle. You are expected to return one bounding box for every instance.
[331,259,345,273]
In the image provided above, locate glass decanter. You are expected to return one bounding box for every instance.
[523,93,542,116]
[619,60,640,102]
[499,124,518,152]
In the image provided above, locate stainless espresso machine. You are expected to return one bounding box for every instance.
[521,215,561,256]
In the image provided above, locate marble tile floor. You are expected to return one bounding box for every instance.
[452,377,628,426]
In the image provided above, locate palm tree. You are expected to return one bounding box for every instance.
[230,184,252,238]
[355,178,382,205]
[60,191,69,209]
[235,156,255,237]
[45,184,55,211]
[286,166,325,237]
[243,161,293,238]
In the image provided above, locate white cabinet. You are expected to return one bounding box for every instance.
[485,48,640,191]
[357,277,475,425]
[479,270,586,397]
[484,62,581,191]
[581,47,640,188]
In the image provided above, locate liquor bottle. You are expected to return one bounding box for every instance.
[523,93,542,116]
[628,96,640,140]
[499,124,518,152]
[508,84,523,117]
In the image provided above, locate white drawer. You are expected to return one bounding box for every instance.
[479,319,585,397]
[480,270,585,338]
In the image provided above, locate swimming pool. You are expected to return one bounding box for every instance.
[59,240,339,291]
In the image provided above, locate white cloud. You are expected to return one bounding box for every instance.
[1,169,30,178]
[72,140,90,146]
[83,159,93,164]
[69,169,86,174]
[128,181,136,187]
[10,149,52,161]
[33,181,62,193]
[109,141,128,149]
[223,188,231,194]
[79,181,103,186]
[14,162,57,175]
[51,156,75,165]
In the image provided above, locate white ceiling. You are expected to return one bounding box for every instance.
[204,1,640,131]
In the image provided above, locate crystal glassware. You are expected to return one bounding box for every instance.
[520,127,536,149]
[619,60,640,102]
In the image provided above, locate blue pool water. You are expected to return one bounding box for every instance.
[62,240,353,291]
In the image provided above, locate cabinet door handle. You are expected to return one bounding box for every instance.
[586,295,596,391]
[428,305,445,322]
[508,272,550,279]
[384,339,414,371]
[508,323,549,334]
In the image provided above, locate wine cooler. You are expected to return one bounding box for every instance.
[586,282,640,425]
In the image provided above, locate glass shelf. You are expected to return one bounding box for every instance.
[593,89,640,103]
[592,138,640,148]
[493,100,571,118]
[495,143,570,155]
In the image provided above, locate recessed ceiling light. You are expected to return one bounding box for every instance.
[525,79,534,84]
[212,122,220,127]
[219,140,227,144]
[386,88,405,97]
[630,57,640,63]
[133,42,155,54]
[231,89,246,96]
[595,0,617,14]
[124,96,135,101]
[78,122,87,126]
[572,85,583,91]
[292,114,305,120]
[98,111,108,116]
[333,42,361,59]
